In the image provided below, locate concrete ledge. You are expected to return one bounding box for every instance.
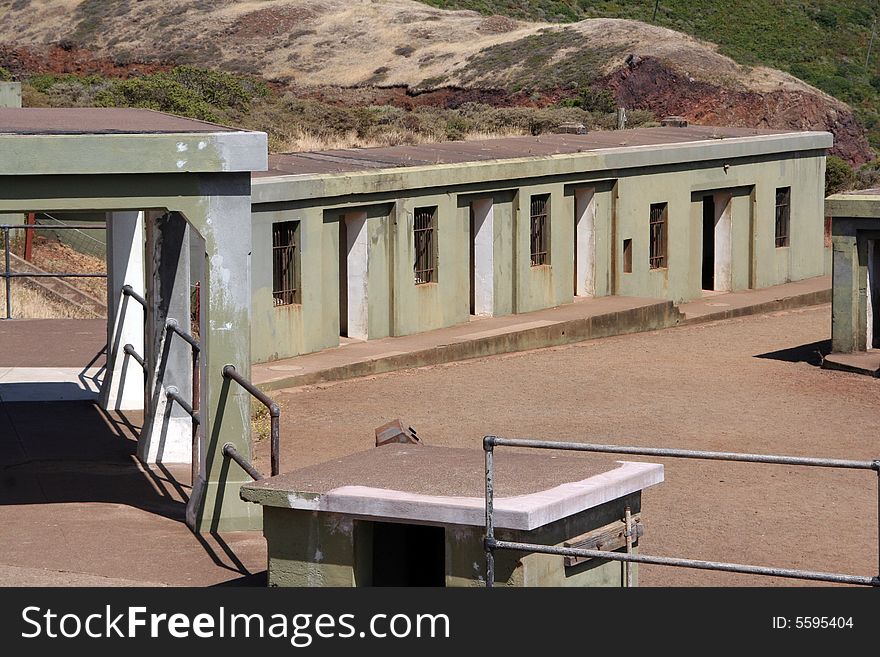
[679,277,831,325]
[258,299,680,391]
[821,352,880,377]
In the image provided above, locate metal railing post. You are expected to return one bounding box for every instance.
[482,436,880,588]
[222,364,281,476]
[4,225,11,319]
[484,435,496,588]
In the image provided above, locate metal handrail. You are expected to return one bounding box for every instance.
[123,343,146,369]
[222,364,280,476]
[223,443,264,481]
[165,318,200,352]
[121,284,147,309]
[165,386,199,424]
[2,223,108,319]
[482,435,880,588]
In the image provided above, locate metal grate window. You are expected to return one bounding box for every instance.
[272,221,300,306]
[649,203,668,270]
[775,187,790,248]
[530,194,550,266]
[413,206,437,284]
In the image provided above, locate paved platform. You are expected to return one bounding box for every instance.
[0,399,265,586]
[678,276,830,324]
[822,351,880,377]
[254,295,680,390]
[254,276,831,391]
[241,444,663,530]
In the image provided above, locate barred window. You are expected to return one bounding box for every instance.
[530,194,550,266]
[272,221,300,306]
[649,203,668,270]
[413,206,437,285]
[775,187,790,248]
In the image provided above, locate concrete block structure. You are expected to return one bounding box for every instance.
[0,108,267,531]
[824,189,880,376]
[250,126,831,363]
[240,445,664,587]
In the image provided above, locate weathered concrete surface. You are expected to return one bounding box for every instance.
[241,444,662,530]
[254,295,680,390]
[0,82,21,109]
[678,275,830,324]
[0,400,265,586]
[822,351,880,377]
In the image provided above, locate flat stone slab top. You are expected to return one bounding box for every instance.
[259,126,808,178]
[240,445,664,531]
[0,108,238,135]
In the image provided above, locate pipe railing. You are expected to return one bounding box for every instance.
[2,223,108,319]
[123,343,145,369]
[222,364,280,477]
[483,436,880,588]
[223,442,264,481]
[121,284,147,309]
[163,319,201,490]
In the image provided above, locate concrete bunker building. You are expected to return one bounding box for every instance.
[1,108,832,536]
[249,126,830,362]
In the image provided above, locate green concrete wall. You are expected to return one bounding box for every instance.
[259,494,642,587]
[250,150,827,363]
[829,216,880,353]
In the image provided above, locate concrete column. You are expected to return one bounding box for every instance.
[714,192,733,292]
[574,188,595,297]
[99,211,145,411]
[140,211,194,464]
[472,197,494,315]
[344,211,369,340]
[831,233,859,353]
[187,177,260,532]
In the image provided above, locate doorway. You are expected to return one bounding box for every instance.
[339,212,368,340]
[701,192,732,293]
[574,188,596,296]
[868,239,880,349]
[469,198,494,316]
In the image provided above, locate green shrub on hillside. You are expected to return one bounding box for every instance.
[0,66,12,82]
[826,155,856,195]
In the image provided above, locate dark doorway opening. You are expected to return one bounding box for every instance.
[371,522,445,586]
[469,206,476,315]
[702,195,715,290]
[338,217,348,337]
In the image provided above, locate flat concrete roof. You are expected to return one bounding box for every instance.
[0,108,268,176]
[0,108,239,135]
[252,126,833,204]
[260,126,791,178]
[240,445,664,530]
[826,188,880,218]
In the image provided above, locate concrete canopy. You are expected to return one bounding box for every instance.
[0,108,268,532]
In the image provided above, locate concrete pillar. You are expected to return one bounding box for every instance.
[344,211,368,340]
[187,179,260,532]
[714,192,733,292]
[0,82,21,108]
[574,188,595,297]
[472,197,494,315]
[99,211,145,411]
[140,211,194,464]
[831,233,860,353]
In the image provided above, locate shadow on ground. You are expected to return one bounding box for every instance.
[754,339,831,367]
[0,399,259,584]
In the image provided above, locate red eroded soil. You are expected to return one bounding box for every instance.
[0,43,169,79]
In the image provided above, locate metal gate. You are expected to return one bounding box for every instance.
[483,436,880,587]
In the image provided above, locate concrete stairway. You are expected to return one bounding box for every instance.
[9,252,107,317]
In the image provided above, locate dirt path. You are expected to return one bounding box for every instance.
[258,304,880,586]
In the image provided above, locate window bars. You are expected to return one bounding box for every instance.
[272,221,300,306]
[530,195,550,266]
[649,203,668,269]
[775,187,791,248]
[414,206,437,285]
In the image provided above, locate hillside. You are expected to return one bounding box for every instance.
[0,0,872,163]
[422,1,880,149]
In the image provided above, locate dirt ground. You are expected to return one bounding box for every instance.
[255,304,880,587]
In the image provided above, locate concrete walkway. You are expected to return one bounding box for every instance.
[254,276,830,391]
[254,295,679,391]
